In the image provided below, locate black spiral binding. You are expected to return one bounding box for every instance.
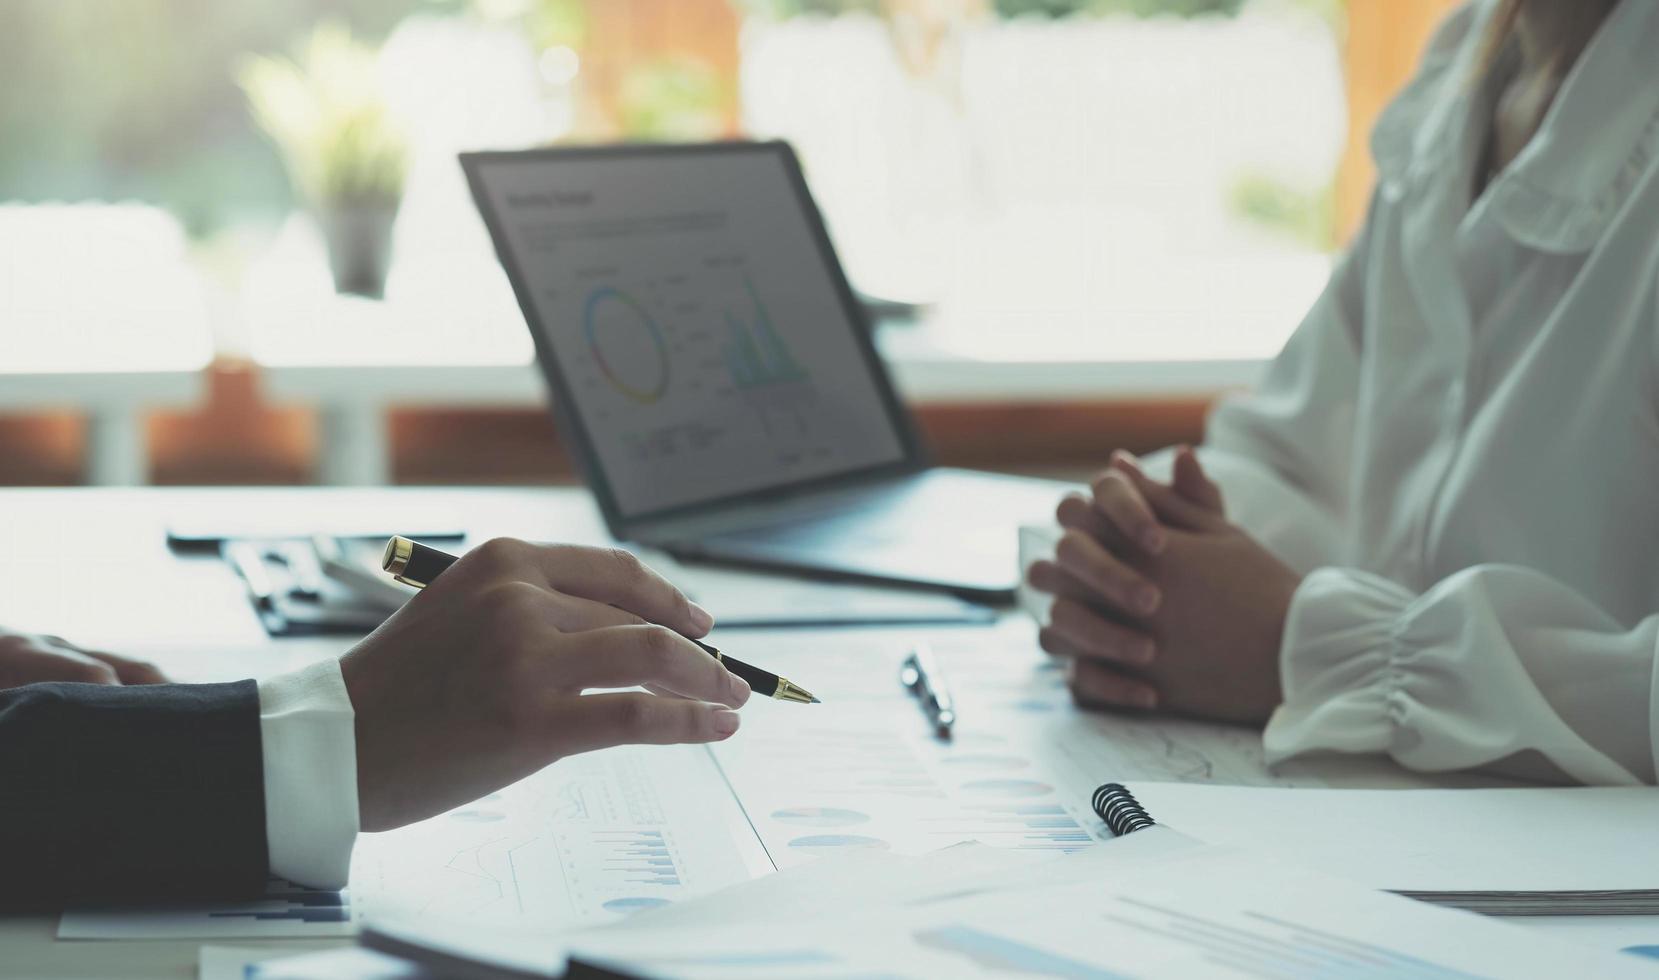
[1091,783,1156,837]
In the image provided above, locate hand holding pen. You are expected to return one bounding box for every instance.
[384,537,819,705]
[338,536,774,833]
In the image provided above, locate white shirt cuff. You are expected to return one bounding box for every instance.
[1263,567,1412,765]
[257,658,359,889]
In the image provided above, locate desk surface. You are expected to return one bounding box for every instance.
[0,487,1650,978]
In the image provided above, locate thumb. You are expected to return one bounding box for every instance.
[1172,445,1225,515]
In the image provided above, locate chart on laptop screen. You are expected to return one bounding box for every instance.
[474,148,907,518]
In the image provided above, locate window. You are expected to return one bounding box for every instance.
[740,1,1344,363]
[0,0,1459,484]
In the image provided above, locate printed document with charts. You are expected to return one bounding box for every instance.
[358,829,1657,979]
[56,621,1432,942]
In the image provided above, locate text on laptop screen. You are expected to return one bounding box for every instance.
[476,149,908,518]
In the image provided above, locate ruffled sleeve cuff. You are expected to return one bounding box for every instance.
[1263,567,1416,764]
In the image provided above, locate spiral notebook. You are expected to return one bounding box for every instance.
[1089,783,1659,915]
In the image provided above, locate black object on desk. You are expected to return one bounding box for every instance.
[1092,783,1157,837]
[224,541,288,635]
[900,644,955,739]
[382,536,820,704]
[223,539,391,637]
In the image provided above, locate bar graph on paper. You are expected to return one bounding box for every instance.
[61,745,767,941]
[356,746,764,929]
[57,880,359,941]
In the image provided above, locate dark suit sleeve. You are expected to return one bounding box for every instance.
[0,681,268,911]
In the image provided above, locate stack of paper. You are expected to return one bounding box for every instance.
[360,829,1658,979]
[1125,784,1659,914]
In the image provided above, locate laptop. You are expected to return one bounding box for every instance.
[461,141,1068,600]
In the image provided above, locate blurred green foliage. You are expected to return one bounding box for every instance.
[0,0,1344,239]
[1229,171,1335,250]
[1019,0,1243,16]
[741,0,1248,17]
[617,58,733,142]
[239,22,409,208]
[0,0,458,236]
[743,0,1345,18]
[519,0,588,49]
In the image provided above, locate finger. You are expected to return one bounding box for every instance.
[470,539,714,637]
[1054,528,1161,617]
[1055,493,1113,542]
[1039,621,1149,667]
[1089,466,1165,555]
[547,593,649,633]
[1048,599,1155,667]
[1068,658,1159,711]
[556,625,750,707]
[1113,456,1222,531]
[643,683,692,700]
[85,651,168,685]
[0,647,119,688]
[551,692,741,754]
[1026,559,1115,607]
[1172,445,1226,513]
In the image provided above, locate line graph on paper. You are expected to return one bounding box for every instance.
[352,745,766,930]
[1037,711,1331,790]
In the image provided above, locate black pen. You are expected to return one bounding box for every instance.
[381,536,819,704]
[900,644,955,739]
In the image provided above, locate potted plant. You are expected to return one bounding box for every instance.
[239,23,408,299]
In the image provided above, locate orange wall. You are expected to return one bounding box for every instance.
[1335,0,1465,243]
[573,0,741,139]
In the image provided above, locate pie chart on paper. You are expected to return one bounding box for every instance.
[959,779,1055,798]
[786,834,891,854]
[771,806,871,828]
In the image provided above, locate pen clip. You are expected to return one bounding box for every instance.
[899,653,925,692]
[901,646,954,739]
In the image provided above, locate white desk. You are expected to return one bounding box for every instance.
[2,487,1649,978]
[0,206,214,486]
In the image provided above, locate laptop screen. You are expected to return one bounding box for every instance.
[467,144,911,521]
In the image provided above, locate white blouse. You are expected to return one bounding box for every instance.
[1192,0,1659,785]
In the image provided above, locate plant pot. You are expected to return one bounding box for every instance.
[319,202,399,299]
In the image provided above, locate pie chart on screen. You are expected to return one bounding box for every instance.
[584,286,670,404]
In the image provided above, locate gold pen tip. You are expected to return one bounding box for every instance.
[809,696,821,704]
[773,678,819,704]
